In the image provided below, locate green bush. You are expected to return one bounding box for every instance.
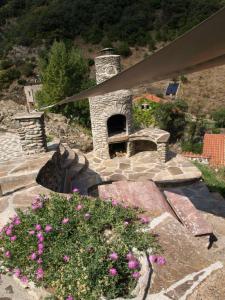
[0,192,159,299]
[17,79,27,85]
[194,163,225,197]
[155,100,188,142]
[19,62,35,77]
[116,42,132,58]
[212,108,225,128]
[0,59,13,70]
[0,68,21,90]
[212,128,221,134]
[132,98,159,129]
[181,141,203,154]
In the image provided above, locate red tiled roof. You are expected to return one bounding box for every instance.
[134,93,163,103]
[203,134,225,166]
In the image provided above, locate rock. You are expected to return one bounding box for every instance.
[164,190,213,236]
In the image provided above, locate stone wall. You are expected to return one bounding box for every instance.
[14,113,47,155]
[89,89,133,159]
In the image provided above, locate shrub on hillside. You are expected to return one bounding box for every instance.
[0,192,160,299]
[155,100,188,142]
[0,59,13,70]
[116,42,132,58]
[212,108,225,128]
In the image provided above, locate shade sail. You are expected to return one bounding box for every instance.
[43,6,225,109]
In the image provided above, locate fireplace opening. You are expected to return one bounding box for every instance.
[107,114,126,137]
[109,142,127,158]
[132,140,157,154]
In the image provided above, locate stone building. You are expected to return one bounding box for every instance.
[89,49,170,161]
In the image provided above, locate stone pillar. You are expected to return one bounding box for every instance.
[157,142,168,163]
[14,112,47,155]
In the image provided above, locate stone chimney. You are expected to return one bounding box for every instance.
[89,49,133,159]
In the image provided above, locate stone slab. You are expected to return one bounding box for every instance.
[99,181,174,217]
[164,190,213,236]
[149,214,215,295]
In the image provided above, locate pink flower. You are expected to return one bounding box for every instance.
[5,251,11,258]
[140,216,150,224]
[109,268,118,276]
[34,195,41,201]
[37,258,43,264]
[112,199,118,206]
[128,260,139,270]
[37,232,44,242]
[126,252,135,261]
[132,271,141,279]
[10,235,17,242]
[63,255,70,262]
[149,255,157,264]
[45,225,52,233]
[38,243,44,250]
[29,230,35,235]
[109,252,118,261]
[35,224,42,231]
[20,276,28,285]
[72,187,79,193]
[124,221,129,226]
[62,218,69,224]
[6,228,12,236]
[30,252,37,260]
[75,204,83,211]
[13,268,21,278]
[36,267,44,280]
[149,255,166,266]
[38,249,44,255]
[84,213,91,220]
[156,256,166,266]
[14,217,21,225]
[66,296,74,300]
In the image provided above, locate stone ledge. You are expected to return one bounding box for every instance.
[14,112,44,120]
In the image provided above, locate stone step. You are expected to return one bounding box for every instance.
[164,190,213,236]
[0,173,37,196]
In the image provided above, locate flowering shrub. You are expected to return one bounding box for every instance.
[0,192,161,299]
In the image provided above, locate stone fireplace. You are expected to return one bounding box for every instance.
[89,49,133,159]
[89,48,170,162]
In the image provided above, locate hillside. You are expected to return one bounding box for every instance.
[0,0,224,55]
[0,0,225,115]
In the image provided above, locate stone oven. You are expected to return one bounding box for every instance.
[89,49,133,159]
[89,48,170,161]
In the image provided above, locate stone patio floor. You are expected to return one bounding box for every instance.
[86,151,202,184]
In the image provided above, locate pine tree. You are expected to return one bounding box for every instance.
[36,41,88,108]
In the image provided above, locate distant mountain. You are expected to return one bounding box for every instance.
[0,0,224,56]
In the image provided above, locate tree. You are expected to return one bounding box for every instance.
[212,109,225,128]
[155,100,188,142]
[36,40,89,108]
